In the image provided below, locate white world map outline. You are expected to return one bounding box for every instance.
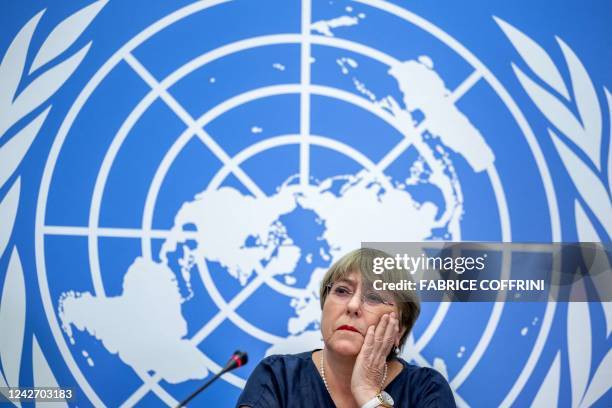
[32,0,563,407]
[52,40,484,406]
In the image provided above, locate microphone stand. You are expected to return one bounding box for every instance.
[176,371,224,407]
[176,351,248,407]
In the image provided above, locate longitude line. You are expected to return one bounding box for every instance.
[124,52,265,198]
[299,0,312,186]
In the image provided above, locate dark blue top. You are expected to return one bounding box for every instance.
[236,350,456,407]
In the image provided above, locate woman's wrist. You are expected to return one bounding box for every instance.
[352,387,380,406]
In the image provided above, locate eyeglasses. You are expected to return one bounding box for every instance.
[325,282,395,312]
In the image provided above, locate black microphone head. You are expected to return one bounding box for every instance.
[225,350,248,371]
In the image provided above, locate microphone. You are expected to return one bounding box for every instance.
[176,350,248,407]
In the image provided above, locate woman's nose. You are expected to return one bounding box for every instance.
[345,291,363,314]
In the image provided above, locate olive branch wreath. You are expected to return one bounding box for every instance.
[496,17,612,407]
[0,1,106,405]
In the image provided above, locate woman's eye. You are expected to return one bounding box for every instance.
[334,286,351,295]
[365,293,384,304]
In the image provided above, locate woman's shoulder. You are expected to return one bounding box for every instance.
[391,359,456,407]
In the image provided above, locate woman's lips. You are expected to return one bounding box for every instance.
[337,325,361,334]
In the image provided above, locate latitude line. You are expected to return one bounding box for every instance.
[299,0,312,187]
[376,69,483,171]
[123,52,266,199]
[42,225,200,240]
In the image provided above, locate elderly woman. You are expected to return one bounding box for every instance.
[237,248,456,407]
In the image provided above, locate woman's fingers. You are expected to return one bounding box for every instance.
[383,312,399,351]
[374,314,389,345]
[369,314,387,363]
[361,325,375,357]
[371,312,398,360]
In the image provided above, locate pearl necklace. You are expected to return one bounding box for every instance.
[319,350,388,396]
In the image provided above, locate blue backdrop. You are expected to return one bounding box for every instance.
[0,0,610,406]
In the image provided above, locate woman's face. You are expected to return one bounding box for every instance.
[320,270,403,357]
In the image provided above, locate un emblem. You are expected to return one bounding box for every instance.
[3,0,600,406]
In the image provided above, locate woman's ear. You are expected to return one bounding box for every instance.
[396,326,407,346]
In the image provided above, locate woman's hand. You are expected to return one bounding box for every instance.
[350,312,399,406]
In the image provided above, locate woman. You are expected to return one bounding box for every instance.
[237,248,456,407]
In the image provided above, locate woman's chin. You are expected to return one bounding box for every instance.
[329,338,362,356]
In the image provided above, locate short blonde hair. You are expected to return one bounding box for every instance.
[319,248,420,360]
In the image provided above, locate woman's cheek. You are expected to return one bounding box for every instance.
[320,314,331,338]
